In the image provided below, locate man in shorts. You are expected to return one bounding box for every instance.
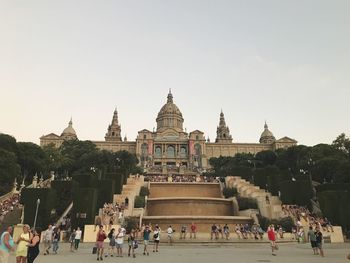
[143,225,151,256]
[180,225,187,239]
[167,225,174,245]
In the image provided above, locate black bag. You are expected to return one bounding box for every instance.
[92,246,97,254]
[153,233,158,239]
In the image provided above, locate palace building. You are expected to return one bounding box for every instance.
[40,91,297,171]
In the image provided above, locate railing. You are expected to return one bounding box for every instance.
[55,202,73,227]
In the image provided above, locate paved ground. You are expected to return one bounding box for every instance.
[9,242,350,263]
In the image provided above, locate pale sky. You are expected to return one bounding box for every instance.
[0,0,349,146]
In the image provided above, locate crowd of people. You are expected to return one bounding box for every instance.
[94,202,125,231]
[0,194,22,224]
[145,174,220,183]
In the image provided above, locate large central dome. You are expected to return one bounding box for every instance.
[156,90,184,133]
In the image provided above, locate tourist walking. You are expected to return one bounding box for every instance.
[116,228,125,257]
[74,227,82,250]
[307,226,318,255]
[153,225,160,252]
[190,222,197,239]
[27,228,41,263]
[16,224,32,263]
[0,226,15,263]
[143,225,151,256]
[96,225,107,261]
[52,228,61,254]
[106,228,116,257]
[315,227,324,257]
[127,229,136,258]
[43,224,53,255]
[267,225,277,256]
[69,229,76,252]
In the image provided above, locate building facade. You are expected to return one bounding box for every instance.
[40,91,297,171]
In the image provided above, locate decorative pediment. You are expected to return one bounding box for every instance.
[189,130,204,135]
[276,136,297,143]
[138,129,152,134]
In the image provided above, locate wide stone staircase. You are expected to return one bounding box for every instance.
[226,176,282,219]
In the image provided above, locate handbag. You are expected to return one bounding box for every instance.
[92,246,97,254]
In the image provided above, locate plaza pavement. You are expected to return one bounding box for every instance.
[8,242,350,263]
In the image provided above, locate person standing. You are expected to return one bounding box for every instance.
[43,225,53,255]
[115,228,125,257]
[315,227,324,257]
[307,226,318,255]
[190,223,197,239]
[16,224,32,263]
[74,227,82,250]
[153,226,160,252]
[0,226,15,263]
[180,225,187,239]
[69,229,76,252]
[267,225,277,256]
[96,225,107,261]
[27,228,41,263]
[127,229,136,258]
[143,225,151,256]
[52,228,61,254]
[166,225,174,245]
[223,224,230,240]
[106,228,116,257]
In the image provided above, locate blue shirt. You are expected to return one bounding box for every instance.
[0,232,14,253]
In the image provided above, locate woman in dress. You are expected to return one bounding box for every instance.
[27,228,41,263]
[16,224,32,263]
[96,225,107,261]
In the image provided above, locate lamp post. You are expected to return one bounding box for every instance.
[33,198,40,229]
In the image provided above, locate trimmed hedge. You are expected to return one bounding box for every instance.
[317,190,350,230]
[139,186,150,197]
[21,188,57,229]
[237,196,258,210]
[257,215,295,232]
[279,180,313,207]
[223,187,238,198]
[72,187,98,228]
[51,180,78,216]
[134,196,145,208]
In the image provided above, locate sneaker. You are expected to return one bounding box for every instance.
[97,258,99,261]
[143,252,146,255]
[100,257,103,260]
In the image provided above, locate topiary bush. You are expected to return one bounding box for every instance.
[223,187,238,198]
[257,215,295,232]
[139,186,150,197]
[134,196,145,208]
[237,196,258,210]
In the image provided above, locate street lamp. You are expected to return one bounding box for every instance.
[33,198,40,229]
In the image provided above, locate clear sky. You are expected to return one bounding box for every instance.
[0,0,349,146]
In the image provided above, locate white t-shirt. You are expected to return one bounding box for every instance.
[75,230,82,240]
[44,229,53,241]
[167,227,173,235]
[116,232,124,244]
[154,230,160,241]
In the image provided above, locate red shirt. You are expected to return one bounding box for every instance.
[191,224,196,232]
[267,229,276,241]
[97,231,107,242]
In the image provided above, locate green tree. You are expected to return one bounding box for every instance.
[332,133,350,158]
[255,150,277,167]
[0,133,18,153]
[0,149,21,194]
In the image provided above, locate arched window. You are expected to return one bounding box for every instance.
[155,146,162,157]
[141,143,148,156]
[167,145,175,157]
[180,146,187,157]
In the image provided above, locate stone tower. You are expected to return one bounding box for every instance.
[105,108,122,142]
[215,110,233,143]
[259,122,276,144]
